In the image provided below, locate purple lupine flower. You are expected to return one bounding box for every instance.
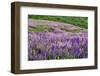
[28,28,88,60]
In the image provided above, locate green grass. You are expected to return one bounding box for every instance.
[29,25,53,32]
[29,25,81,33]
[28,15,88,29]
[61,28,81,33]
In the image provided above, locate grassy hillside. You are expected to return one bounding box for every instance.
[28,15,88,29]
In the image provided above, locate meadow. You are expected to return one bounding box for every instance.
[28,15,88,60]
[28,15,88,28]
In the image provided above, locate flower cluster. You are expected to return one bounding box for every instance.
[28,31,88,60]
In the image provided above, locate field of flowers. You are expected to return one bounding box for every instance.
[28,15,88,60]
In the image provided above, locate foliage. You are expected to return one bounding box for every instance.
[28,15,88,28]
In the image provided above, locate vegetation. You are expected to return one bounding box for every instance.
[28,15,88,28]
[29,25,54,32]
